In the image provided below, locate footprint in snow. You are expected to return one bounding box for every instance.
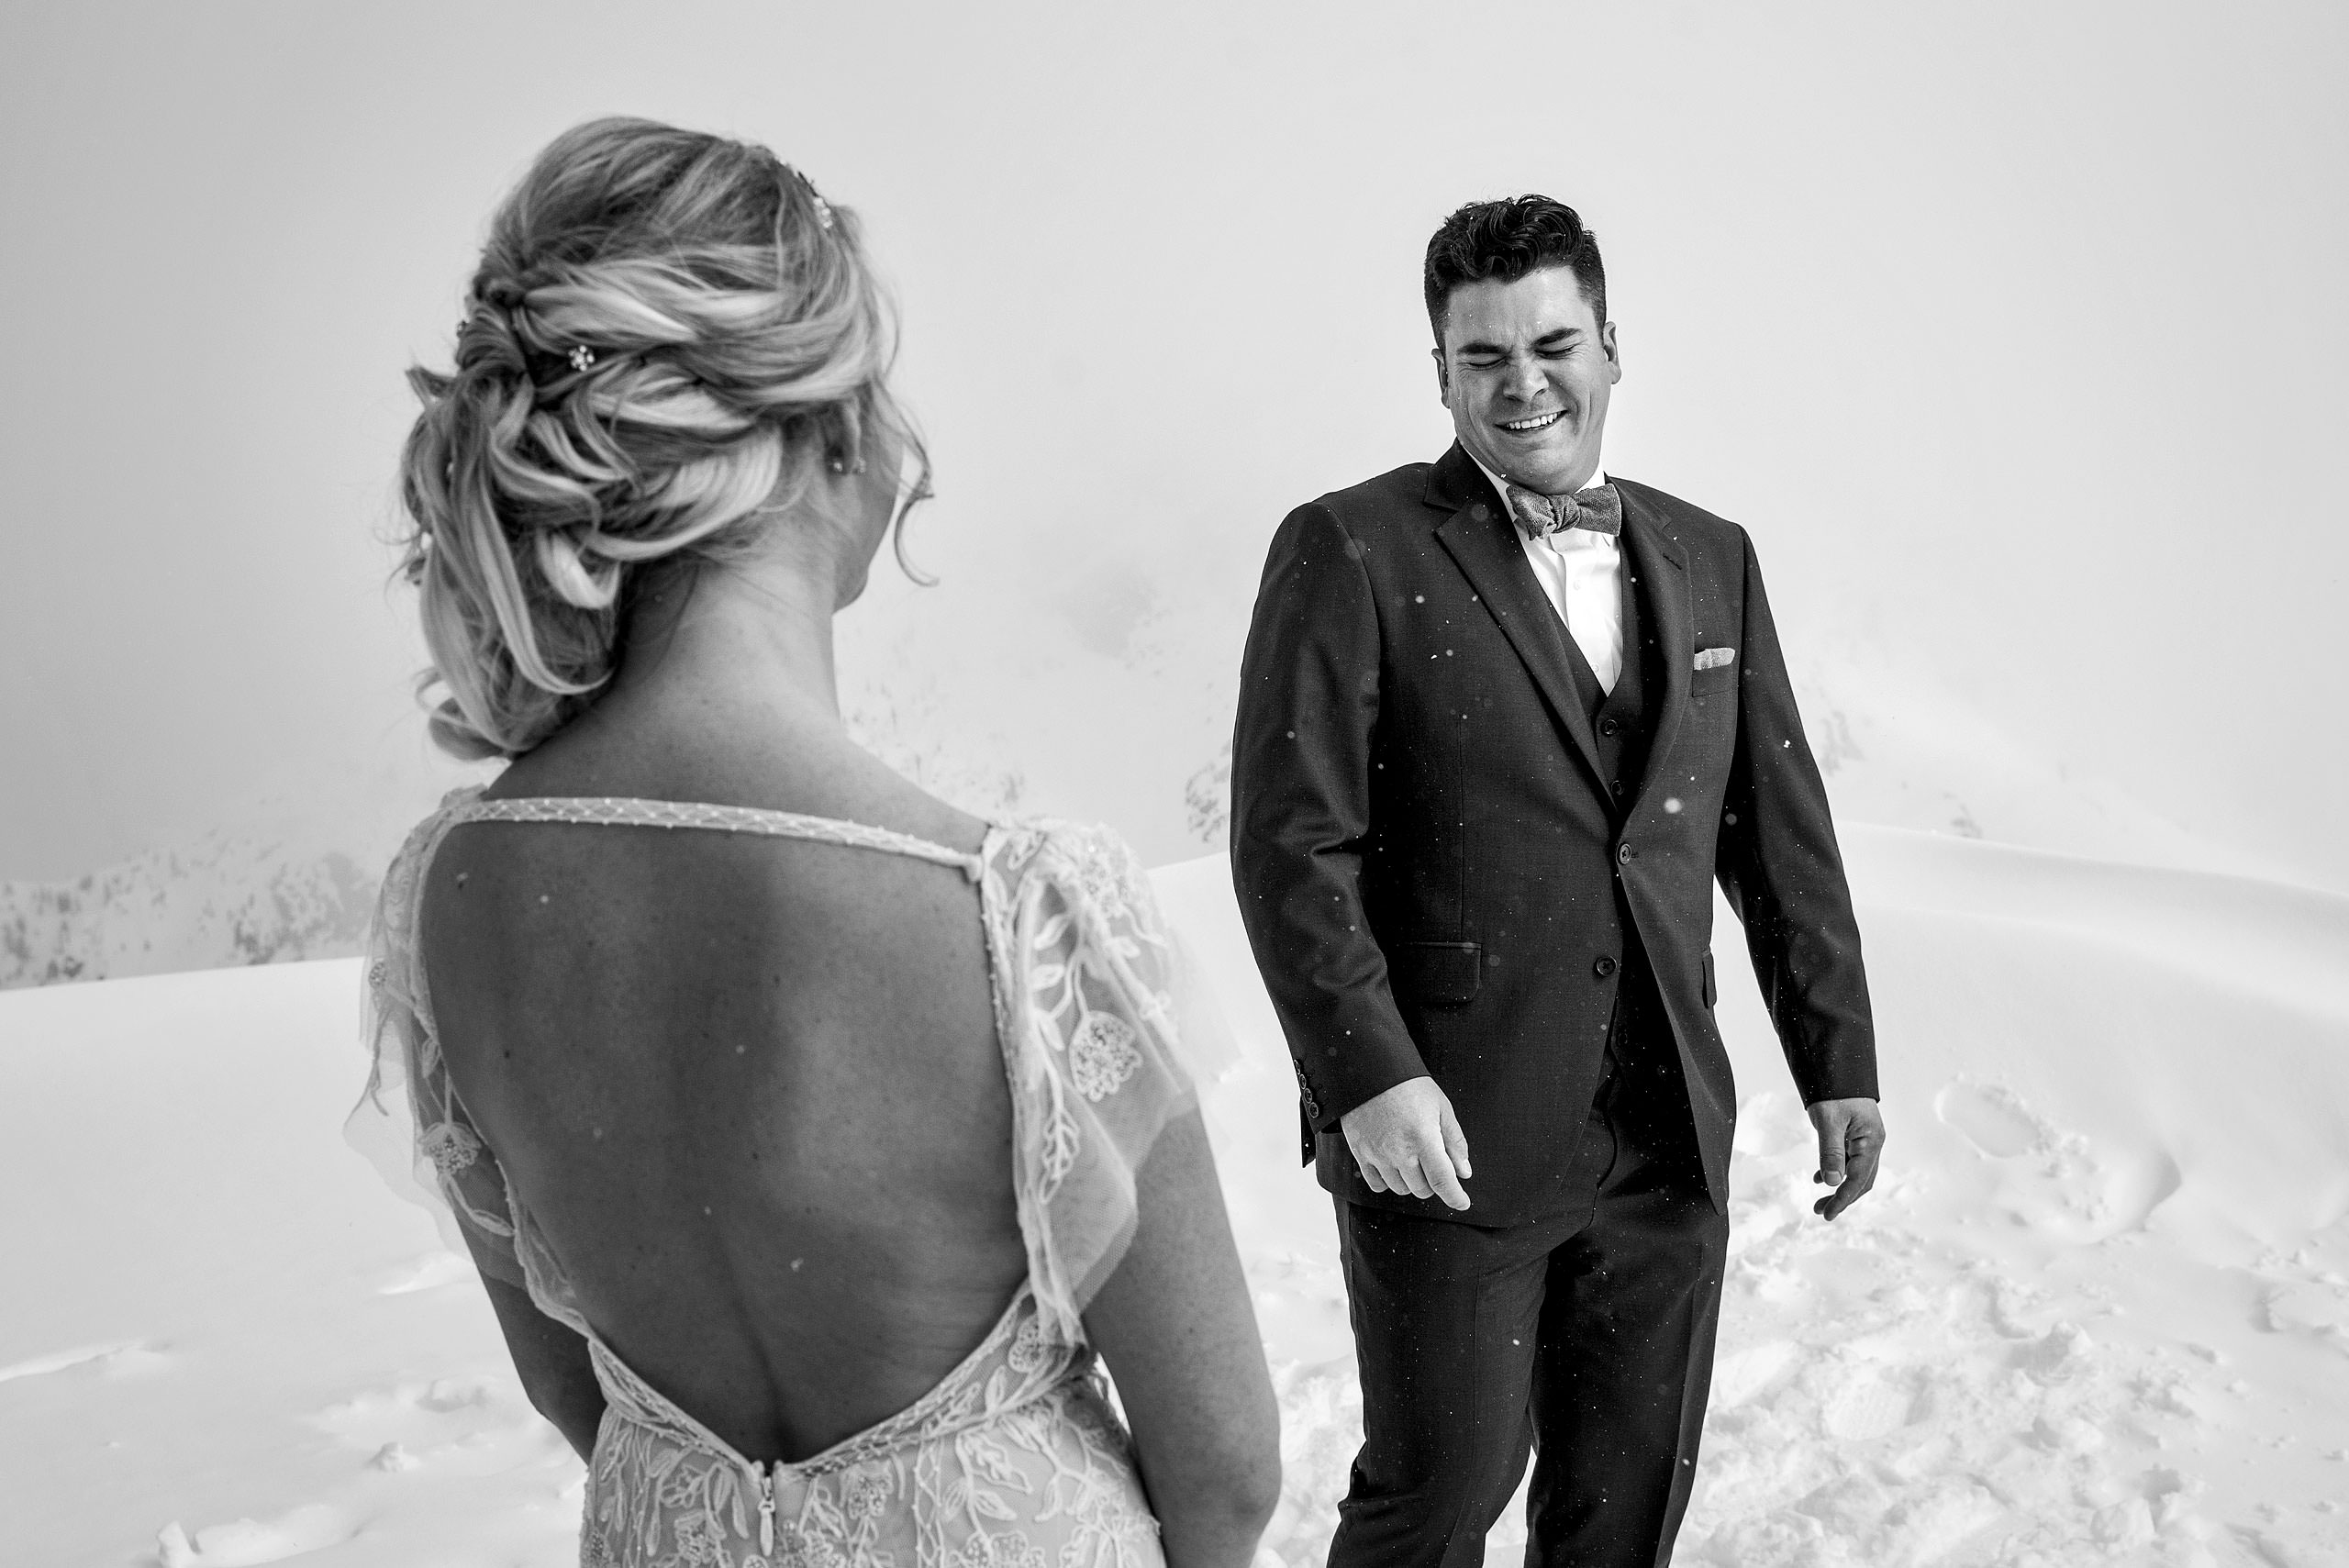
[311,1373,572,1480]
[153,1504,355,1567]
[375,1249,476,1296]
[1934,1079,2182,1240]
[0,1339,169,1384]
[1934,1080,2043,1160]
[1819,1369,1919,1440]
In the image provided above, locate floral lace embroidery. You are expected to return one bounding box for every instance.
[1066,1016,1141,1103]
[953,1532,1043,1568]
[1007,1316,1052,1374]
[997,825,1181,1207]
[419,1119,481,1175]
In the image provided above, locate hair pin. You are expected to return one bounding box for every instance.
[568,346,597,373]
[784,162,836,231]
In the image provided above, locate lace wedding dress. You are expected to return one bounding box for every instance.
[351,789,1207,1568]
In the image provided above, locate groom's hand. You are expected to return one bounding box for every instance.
[1339,1076,1474,1210]
[1806,1096,1886,1221]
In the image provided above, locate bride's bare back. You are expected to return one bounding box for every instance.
[421,748,1018,1463]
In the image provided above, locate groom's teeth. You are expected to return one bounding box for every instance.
[1502,412,1562,431]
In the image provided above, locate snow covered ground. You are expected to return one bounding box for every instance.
[4,828,2346,1566]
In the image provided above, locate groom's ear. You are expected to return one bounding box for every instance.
[1432,347,1452,408]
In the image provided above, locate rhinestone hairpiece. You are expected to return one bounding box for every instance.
[785,162,835,231]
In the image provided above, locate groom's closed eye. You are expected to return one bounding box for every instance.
[1454,331,1584,371]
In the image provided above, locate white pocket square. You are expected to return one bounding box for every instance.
[1694,647,1735,671]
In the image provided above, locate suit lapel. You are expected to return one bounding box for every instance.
[1617,485,1693,814]
[1427,447,1608,789]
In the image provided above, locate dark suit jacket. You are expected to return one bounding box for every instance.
[1230,443,1877,1226]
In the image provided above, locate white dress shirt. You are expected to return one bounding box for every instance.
[1472,457,1622,693]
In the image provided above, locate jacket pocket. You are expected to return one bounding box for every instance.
[1389,940,1482,1006]
[1690,662,1741,697]
[1701,950,1718,1008]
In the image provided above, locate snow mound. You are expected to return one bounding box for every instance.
[2,830,2344,1565]
[1789,659,2300,889]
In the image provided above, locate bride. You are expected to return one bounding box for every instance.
[351,117,1279,1568]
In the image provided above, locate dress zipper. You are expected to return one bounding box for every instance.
[758,1464,778,1554]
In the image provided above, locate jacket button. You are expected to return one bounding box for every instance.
[1617,843,1635,864]
[1610,779,1625,796]
[1594,955,1617,977]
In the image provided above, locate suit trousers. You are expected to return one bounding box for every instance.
[1327,1018,1730,1568]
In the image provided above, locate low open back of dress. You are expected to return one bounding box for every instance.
[351,789,1197,1568]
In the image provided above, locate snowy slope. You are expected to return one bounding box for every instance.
[3,831,2346,1566]
[1784,657,2302,888]
[0,837,376,989]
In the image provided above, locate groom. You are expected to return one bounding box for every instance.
[1230,197,1885,1566]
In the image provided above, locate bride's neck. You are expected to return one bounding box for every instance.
[605,540,848,732]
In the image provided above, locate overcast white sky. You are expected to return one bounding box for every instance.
[3,1,2343,887]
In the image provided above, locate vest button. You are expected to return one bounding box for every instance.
[1618,843,1635,864]
[1598,717,1620,737]
[1594,955,1618,977]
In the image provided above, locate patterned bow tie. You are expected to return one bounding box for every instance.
[1505,481,1622,540]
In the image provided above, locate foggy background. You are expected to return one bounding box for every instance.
[5,1,2343,949]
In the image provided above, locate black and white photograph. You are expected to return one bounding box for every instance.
[3,5,2344,1565]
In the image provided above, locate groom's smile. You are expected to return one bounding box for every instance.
[1434,265,1620,495]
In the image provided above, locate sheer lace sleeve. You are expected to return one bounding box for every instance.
[345,789,527,1289]
[986,822,1203,1344]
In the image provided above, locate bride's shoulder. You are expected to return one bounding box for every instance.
[373,785,511,958]
[394,785,490,850]
[381,785,489,890]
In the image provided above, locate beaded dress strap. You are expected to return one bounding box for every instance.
[448,795,987,882]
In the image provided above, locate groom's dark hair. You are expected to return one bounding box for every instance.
[1423,196,1606,346]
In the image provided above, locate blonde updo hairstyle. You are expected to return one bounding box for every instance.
[397,116,921,760]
